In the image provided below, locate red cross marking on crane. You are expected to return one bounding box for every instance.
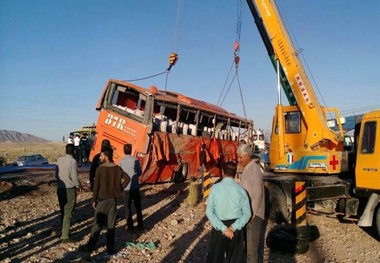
[329,155,339,170]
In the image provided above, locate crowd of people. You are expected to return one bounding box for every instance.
[55,138,265,262]
[55,139,144,257]
[67,132,92,164]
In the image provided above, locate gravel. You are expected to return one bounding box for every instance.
[0,173,379,263]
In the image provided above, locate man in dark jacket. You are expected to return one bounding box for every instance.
[79,133,90,163]
[85,147,130,255]
[89,139,111,191]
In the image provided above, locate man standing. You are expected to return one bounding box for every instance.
[206,162,251,263]
[74,134,81,162]
[119,143,144,231]
[55,143,83,243]
[67,133,74,144]
[237,144,266,263]
[79,133,90,163]
[89,139,111,191]
[86,147,130,255]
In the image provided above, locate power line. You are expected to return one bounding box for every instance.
[339,105,380,116]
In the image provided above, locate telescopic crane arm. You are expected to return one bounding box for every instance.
[246,0,346,174]
[246,0,343,149]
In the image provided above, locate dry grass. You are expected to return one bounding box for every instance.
[183,178,202,207]
[0,142,66,165]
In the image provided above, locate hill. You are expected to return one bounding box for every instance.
[0,130,50,143]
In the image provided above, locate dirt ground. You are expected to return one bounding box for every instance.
[0,171,379,263]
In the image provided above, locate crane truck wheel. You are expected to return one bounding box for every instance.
[266,225,310,254]
[296,225,320,241]
[267,184,291,224]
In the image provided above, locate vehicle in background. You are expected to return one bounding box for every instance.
[343,133,354,151]
[252,129,265,153]
[12,154,49,166]
[327,118,355,151]
[70,125,97,140]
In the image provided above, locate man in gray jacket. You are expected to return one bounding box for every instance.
[55,143,83,243]
[237,144,265,263]
[119,143,144,231]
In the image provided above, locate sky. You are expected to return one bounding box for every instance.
[1,0,379,142]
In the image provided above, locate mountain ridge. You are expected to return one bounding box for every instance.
[0,130,50,143]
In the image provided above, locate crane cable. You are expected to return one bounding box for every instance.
[218,0,247,119]
[217,60,235,106]
[217,1,242,106]
[164,0,184,93]
[126,1,183,83]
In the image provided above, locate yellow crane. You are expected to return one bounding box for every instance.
[246,0,380,236]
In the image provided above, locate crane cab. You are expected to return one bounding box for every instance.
[355,110,380,191]
[269,105,348,174]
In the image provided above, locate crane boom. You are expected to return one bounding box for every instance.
[248,0,342,147]
[246,0,296,106]
[247,0,347,174]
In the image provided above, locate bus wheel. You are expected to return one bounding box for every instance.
[267,184,290,224]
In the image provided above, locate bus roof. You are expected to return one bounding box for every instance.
[100,79,252,124]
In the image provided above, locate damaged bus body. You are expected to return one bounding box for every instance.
[90,79,253,183]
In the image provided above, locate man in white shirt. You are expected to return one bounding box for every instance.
[73,134,81,163]
[67,133,74,144]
